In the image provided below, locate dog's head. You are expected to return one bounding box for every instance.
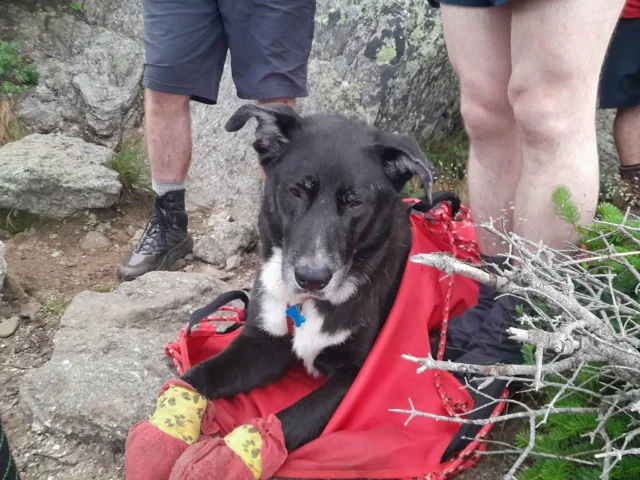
[226,103,436,304]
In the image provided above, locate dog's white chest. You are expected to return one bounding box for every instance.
[258,248,351,376]
[290,303,351,377]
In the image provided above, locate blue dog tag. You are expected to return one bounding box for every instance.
[286,304,306,328]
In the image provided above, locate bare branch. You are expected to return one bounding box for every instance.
[595,448,640,459]
[505,416,536,479]
[402,353,603,377]
[389,399,599,426]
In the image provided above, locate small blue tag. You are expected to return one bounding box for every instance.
[286,304,306,328]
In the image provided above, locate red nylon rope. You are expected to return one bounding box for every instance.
[414,200,509,479]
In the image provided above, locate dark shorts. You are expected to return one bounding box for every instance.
[429,0,512,7]
[599,18,640,110]
[142,0,316,105]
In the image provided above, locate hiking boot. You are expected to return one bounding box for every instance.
[117,190,194,281]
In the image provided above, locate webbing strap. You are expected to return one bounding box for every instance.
[0,420,20,480]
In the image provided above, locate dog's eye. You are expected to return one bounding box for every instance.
[289,186,302,198]
[338,190,363,209]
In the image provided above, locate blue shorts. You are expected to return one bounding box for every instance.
[599,18,640,110]
[142,0,316,105]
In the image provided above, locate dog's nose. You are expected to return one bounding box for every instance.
[294,266,333,291]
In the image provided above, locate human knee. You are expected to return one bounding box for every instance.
[459,80,513,146]
[145,88,190,116]
[508,76,582,151]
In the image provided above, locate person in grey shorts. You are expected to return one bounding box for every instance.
[118,0,316,281]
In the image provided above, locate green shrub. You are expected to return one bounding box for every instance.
[0,209,43,234]
[0,41,38,97]
[108,134,151,191]
[68,2,84,12]
[39,297,71,318]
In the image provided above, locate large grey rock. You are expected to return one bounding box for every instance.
[193,216,257,267]
[0,241,6,295]
[81,0,144,39]
[187,1,459,221]
[0,134,122,218]
[19,272,235,444]
[0,3,144,148]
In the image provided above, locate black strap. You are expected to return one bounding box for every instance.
[410,191,462,218]
[186,290,250,336]
[0,418,20,480]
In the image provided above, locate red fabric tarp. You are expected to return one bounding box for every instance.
[167,206,490,479]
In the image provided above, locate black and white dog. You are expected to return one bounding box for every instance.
[182,103,437,452]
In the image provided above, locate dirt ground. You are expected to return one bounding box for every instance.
[0,194,521,479]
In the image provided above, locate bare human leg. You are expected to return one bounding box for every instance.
[509,0,626,249]
[145,89,192,187]
[433,3,520,360]
[117,88,194,281]
[438,2,625,459]
[615,105,640,210]
[615,105,640,167]
[440,3,520,257]
[120,91,300,279]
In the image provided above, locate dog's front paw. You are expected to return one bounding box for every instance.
[181,365,216,399]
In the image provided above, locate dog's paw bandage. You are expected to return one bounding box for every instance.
[148,385,207,444]
[224,424,264,479]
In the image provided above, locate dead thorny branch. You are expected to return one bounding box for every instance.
[391,215,640,479]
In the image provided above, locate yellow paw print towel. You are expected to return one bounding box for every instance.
[148,385,207,445]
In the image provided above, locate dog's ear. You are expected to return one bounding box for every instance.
[370,131,437,205]
[225,103,302,168]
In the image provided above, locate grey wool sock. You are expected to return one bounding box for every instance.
[152,179,186,197]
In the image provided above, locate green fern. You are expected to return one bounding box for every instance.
[611,455,640,480]
[605,417,630,439]
[572,467,604,480]
[519,459,576,480]
[552,186,582,230]
[515,370,639,480]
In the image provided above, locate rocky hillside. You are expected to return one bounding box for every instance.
[0,0,464,222]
